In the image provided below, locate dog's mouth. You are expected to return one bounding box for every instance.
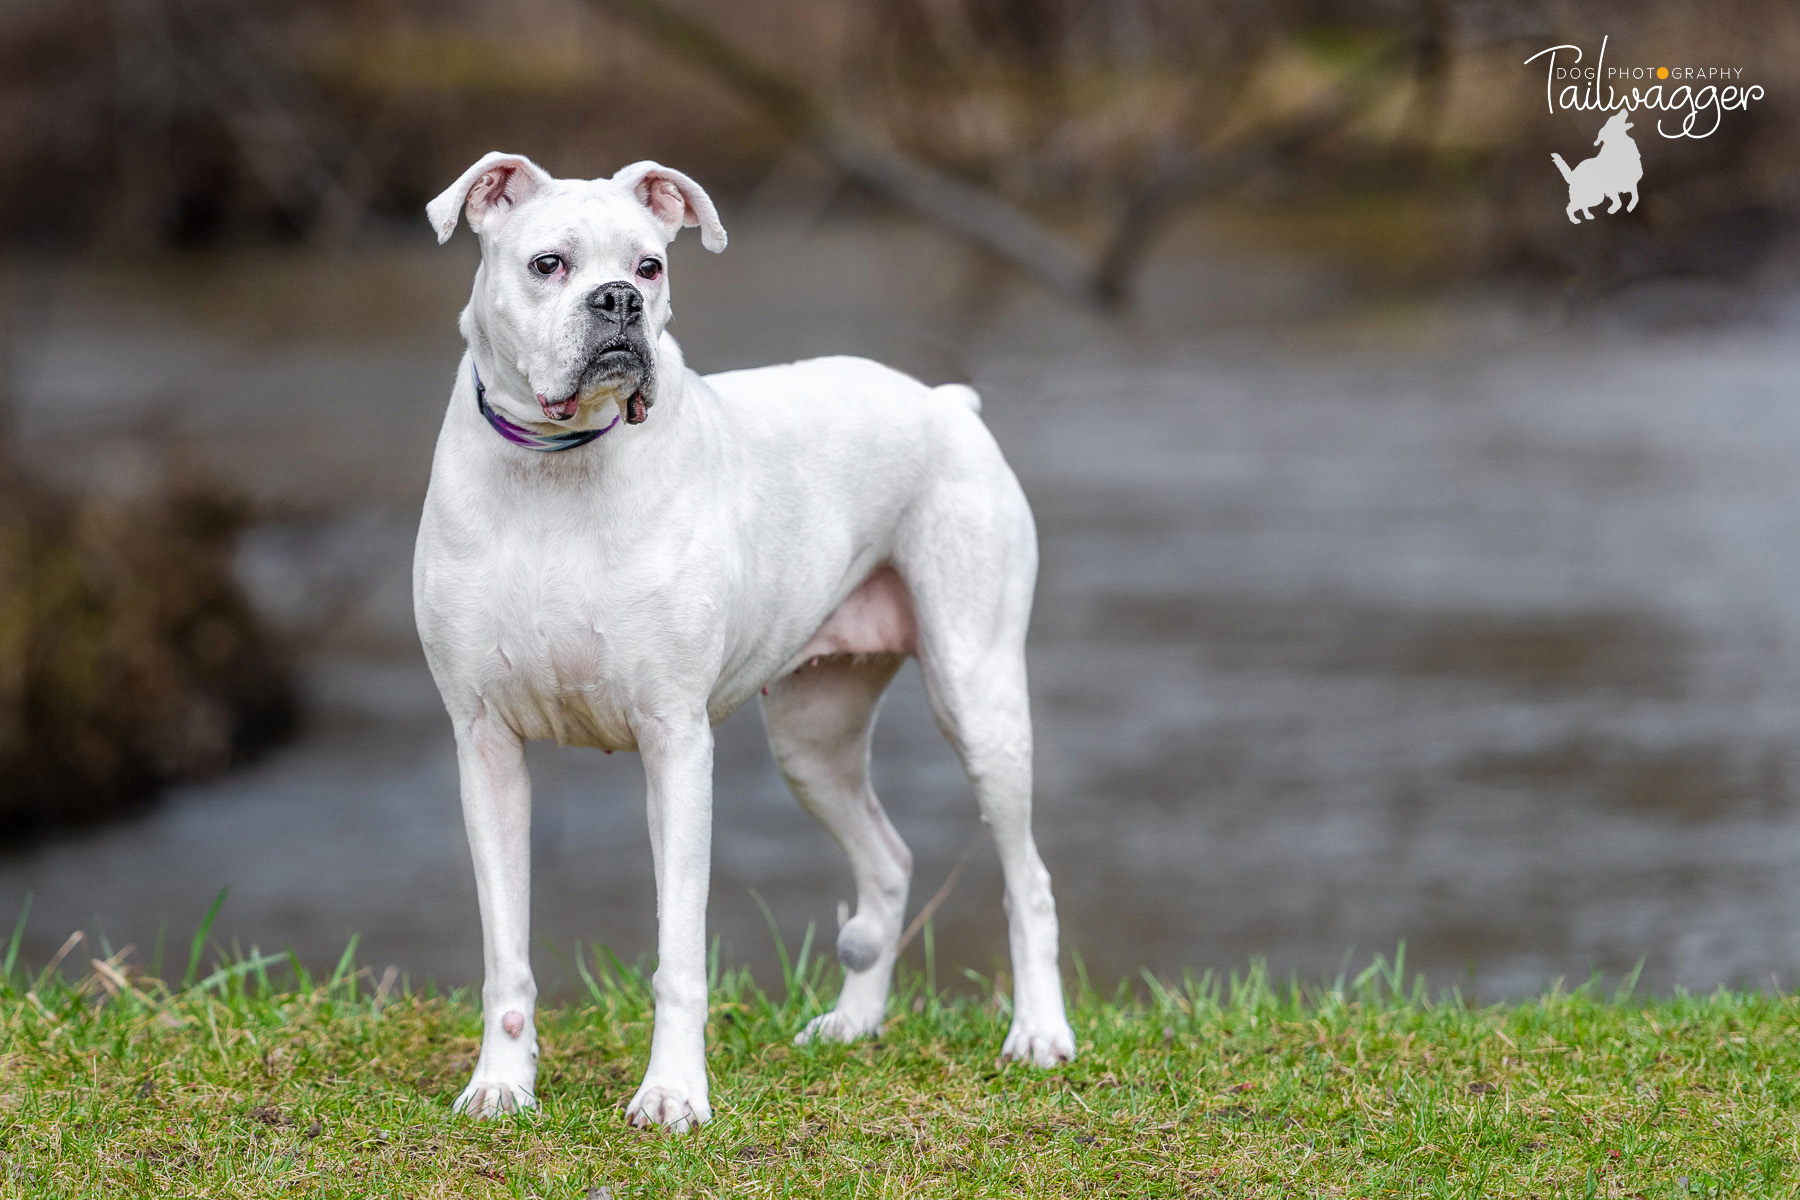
[592,346,641,380]
[535,388,645,424]
[536,344,652,423]
[538,393,581,421]
[589,341,654,425]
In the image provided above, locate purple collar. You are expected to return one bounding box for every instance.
[473,361,620,452]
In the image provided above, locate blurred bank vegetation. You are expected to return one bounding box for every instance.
[0,456,295,839]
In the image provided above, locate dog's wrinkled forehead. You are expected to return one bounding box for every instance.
[504,182,666,258]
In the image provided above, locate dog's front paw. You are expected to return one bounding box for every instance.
[454,1078,536,1118]
[1001,1022,1076,1068]
[624,1082,710,1132]
[795,1007,882,1046]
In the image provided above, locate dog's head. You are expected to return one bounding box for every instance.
[1596,109,1633,146]
[428,153,726,427]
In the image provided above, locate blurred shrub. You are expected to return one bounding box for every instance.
[0,463,296,839]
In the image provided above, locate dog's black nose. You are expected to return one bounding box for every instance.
[587,282,643,325]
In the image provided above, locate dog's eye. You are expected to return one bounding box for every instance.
[636,258,663,281]
[530,255,563,276]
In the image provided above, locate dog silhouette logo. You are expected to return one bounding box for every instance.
[1552,108,1642,223]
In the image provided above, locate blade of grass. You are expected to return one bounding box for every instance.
[150,919,168,982]
[182,887,229,989]
[327,934,361,996]
[574,942,606,1006]
[1616,958,1647,1004]
[3,893,30,980]
[600,945,650,1012]
[793,921,815,997]
[286,949,313,994]
[923,915,936,1000]
[196,951,286,994]
[749,888,793,1002]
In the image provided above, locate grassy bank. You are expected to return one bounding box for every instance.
[1,921,1794,1198]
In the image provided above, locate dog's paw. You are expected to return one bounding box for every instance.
[624,1083,710,1132]
[453,1078,536,1118]
[795,1008,881,1046]
[1000,1022,1076,1068]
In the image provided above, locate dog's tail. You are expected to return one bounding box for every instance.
[935,382,982,414]
[1550,152,1574,183]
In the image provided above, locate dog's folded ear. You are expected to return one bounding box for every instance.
[612,161,727,253]
[427,153,554,244]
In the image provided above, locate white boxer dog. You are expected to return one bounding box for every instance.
[413,152,1075,1130]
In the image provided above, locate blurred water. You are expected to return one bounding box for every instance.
[5,217,1800,1000]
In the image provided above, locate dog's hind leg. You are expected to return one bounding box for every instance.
[762,653,912,1044]
[901,479,1075,1067]
[451,713,540,1117]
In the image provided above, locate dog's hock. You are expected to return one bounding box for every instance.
[427,152,554,244]
[612,161,728,253]
[836,917,884,973]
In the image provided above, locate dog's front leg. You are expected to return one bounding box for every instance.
[625,712,715,1131]
[452,714,539,1117]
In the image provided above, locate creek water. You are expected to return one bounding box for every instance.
[5,217,1800,1001]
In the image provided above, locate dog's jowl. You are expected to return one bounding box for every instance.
[413,153,1076,1129]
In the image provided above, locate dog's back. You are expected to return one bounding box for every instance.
[701,356,996,485]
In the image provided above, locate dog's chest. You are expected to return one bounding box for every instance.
[423,527,681,750]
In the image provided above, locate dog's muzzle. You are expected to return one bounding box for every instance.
[585,282,655,425]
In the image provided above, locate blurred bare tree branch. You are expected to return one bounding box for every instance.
[589,0,1112,304]
[589,0,1411,308]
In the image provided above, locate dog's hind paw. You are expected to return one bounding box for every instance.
[625,1083,710,1132]
[1000,1022,1076,1068]
[453,1079,535,1118]
[795,1008,881,1046]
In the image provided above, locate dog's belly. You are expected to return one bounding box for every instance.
[779,565,917,673]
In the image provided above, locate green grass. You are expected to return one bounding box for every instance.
[1,905,1795,1198]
